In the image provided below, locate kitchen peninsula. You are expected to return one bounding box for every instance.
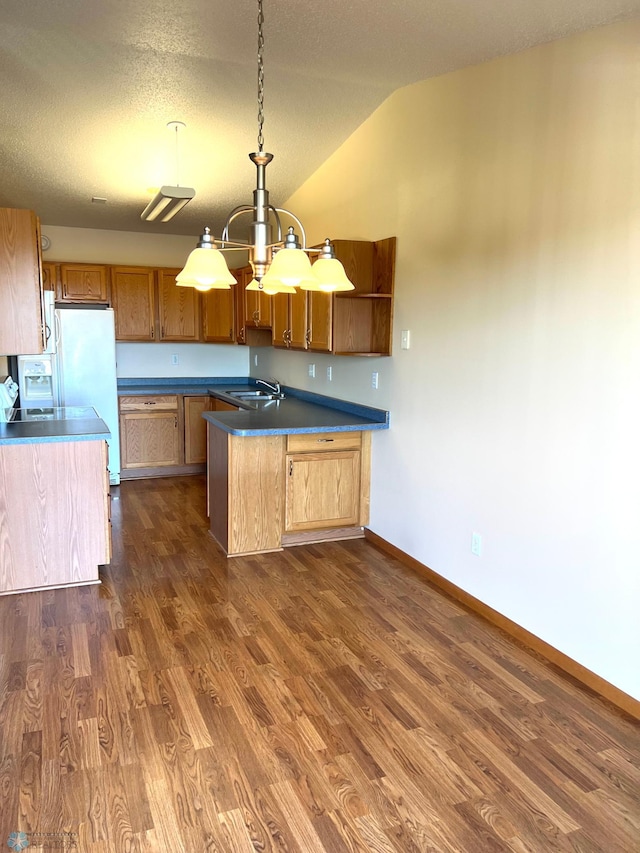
[0,408,111,595]
[204,384,389,557]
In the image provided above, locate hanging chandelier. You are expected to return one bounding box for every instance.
[176,0,354,295]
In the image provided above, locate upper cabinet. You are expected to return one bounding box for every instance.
[255,235,396,356]
[0,207,45,355]
[202,288,235,343]
[331,237,396,356]
[157,268,200,341]
[272,288,308,350]
[111,266,200,342]
[41,261,57,293]
[111,266,156,340]
[234,266,272,347]
[57,263,109,303]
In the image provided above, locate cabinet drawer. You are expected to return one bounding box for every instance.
[119,395,178,412]
[287,431,362,453]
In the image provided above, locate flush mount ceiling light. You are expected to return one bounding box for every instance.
[176,0,354,295]
[141,121,196,223]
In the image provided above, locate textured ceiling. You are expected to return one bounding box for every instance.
[0,0,639,238]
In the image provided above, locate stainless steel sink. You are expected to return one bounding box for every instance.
[227,389,283,401]
[230,390,274,398]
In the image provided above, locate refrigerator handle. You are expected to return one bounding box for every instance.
[54,312,61,349]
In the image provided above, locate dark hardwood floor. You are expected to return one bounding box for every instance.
[1,475,638,851]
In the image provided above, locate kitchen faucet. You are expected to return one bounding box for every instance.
[256,378,283,397]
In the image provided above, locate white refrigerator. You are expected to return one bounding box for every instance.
[56,307,120,484]
[17,306,121,484]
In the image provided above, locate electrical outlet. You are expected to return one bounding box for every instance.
[371,371,379,389]
[171,353,179,366]
[327,365,333,381]
[471,532,482,557]
[308,363,316,378]
[401,330,411,350]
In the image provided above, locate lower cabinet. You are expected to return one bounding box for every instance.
[207,426,372,556]
[286,452,361,530]
[119,394,224,477]
[119,395,181,474]
[0,440,110,594]
[184,395,210,464]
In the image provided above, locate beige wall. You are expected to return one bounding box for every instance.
[255,20,640,699]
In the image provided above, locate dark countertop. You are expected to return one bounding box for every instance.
[117,378,248,396]
[116,377,389,437]
[205,385,389,437]
[0,407,110,445]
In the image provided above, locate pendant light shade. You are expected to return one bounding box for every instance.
[261,249,312,287]
[176,227,236,290]
[261,227,314,289]
[300,238,355,292]
[303,258,355,292]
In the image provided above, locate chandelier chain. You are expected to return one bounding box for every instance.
[257,0,265,152]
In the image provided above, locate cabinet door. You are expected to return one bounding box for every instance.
[58,264,109,303]
[285,450,361,531]
[271,293,290,348]
[184,396,210,464]
[0,207,44,355]
[289,288,308,350]
[120,411,180,468]
[112,267,156,340]
[158,268,200,341]
[244,281,272,327]
[202,289,235,343]
[41,262,58,293]
[307,291,332,352]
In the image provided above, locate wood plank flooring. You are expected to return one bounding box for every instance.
[1,474,638,851]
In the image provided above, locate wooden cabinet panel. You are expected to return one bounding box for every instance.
[245,286,272,328]
[287,431,362,452]
[272,288,308,349]
[120,411,180,468]
[285,450,361,532]
[41,261,57,292]
[119,395,178,412]
[184,395,210,464]
[208,430,285,556]
[331,237,396,356]
[0,440,109,593]
[289,289,308,349]
[58,263,109,303]
[202,289,235,343]
[0,207,44,355]
[235,266,273,346]
[307,291,332,352]
[111,267,156,340]
[271,292,289,348]
[211,399,239,412]
[158,268,200,341]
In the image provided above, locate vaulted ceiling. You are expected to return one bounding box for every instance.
[1,0,638,237]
